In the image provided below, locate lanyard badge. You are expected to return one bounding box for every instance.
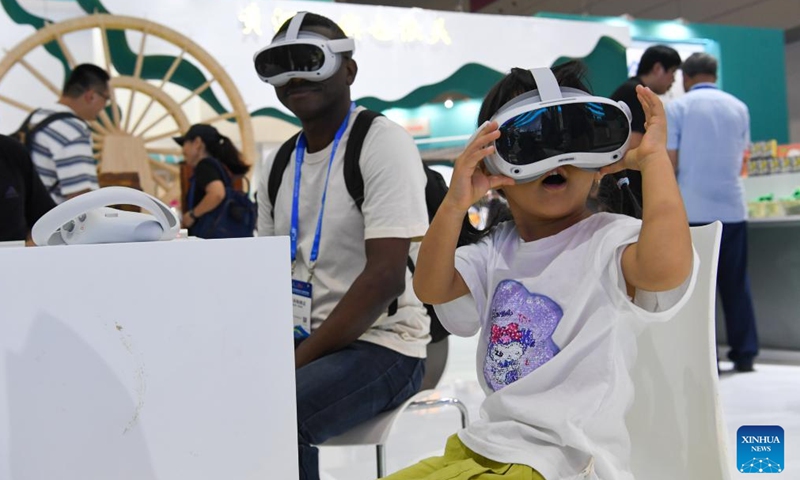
[289,102,355,338]
[292,279,313,339]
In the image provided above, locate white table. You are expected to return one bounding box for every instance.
[0,237,297,480]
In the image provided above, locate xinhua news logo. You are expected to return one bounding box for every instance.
[737,425,784,474]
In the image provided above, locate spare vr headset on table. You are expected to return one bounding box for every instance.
[253,11,355,86]
[483,67,633,184]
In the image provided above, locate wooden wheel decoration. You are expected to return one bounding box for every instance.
[0,14,255,205]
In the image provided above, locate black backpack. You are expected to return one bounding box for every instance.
[268,110,464,343]
[188,157,257,239]
[10,109,81,195]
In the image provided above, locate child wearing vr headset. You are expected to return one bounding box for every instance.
[390,63,696,479]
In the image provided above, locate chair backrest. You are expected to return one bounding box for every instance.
[626,222,730,479]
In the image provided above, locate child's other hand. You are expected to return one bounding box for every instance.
[600,85,668,175]
[444,121,514,212]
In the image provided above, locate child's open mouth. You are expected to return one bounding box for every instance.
[542,171,566,186]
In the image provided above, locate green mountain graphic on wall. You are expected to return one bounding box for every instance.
[0,0,626,124]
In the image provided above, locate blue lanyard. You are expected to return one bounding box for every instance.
[290,102,355,279]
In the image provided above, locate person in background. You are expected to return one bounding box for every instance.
[610,45,682,209]
[173,123,250,237]
[0,134,56,243]
[29,64,109,204]
[253,11,430,480]
[666,52,758,373]
[387,63,694,480]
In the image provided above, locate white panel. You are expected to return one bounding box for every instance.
[86,0,629,116]
[0,237,297,480]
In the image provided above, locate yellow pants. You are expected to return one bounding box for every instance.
[382,434,546,480]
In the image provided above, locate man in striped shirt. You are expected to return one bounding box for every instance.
[30,64,109,203]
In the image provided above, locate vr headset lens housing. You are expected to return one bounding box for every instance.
[255,43,327,79]
[483,67,632,184]
[496,102,631,166]
[253,12,355,86]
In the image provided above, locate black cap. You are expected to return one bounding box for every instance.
[173,124,220,146]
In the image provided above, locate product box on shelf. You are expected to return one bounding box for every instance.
[777,144,800,174]
[747,140,778,176]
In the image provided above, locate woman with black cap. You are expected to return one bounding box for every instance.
[173,124,250,237]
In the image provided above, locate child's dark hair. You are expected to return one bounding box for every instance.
[461,61,641,245]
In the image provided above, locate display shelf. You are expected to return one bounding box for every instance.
[743,171,800,199]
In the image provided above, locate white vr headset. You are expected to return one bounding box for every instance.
[32,187,180,246]
[483,67,633,184]
[253,11,355,87]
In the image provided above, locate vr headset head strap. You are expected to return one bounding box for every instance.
[285,11,307,42]
[529,67,562,102]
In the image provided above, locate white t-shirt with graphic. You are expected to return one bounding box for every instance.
[435,212,698,480]
[257,107,430,358]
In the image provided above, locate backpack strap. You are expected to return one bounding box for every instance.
[14,110,39,143]
[26,111,82,148]
[343,110,383,211]
[268,132,301,219]
[202,157,234,188]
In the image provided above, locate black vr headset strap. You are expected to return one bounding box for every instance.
[268,132,301,219]
[343,109,382,211]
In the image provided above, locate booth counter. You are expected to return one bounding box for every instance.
[718,216,800,352]
[0,237,297,480]
[713,172,800,352]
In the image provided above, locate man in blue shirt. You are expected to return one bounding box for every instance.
[666,52,758,372]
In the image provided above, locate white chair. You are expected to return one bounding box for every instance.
[319,337,469,479]
[626,222,731,479]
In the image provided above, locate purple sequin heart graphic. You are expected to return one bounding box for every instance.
[484,279,562,391]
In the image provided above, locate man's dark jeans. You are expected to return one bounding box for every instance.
[294,339,425,480]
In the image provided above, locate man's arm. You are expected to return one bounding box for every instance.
[293,237,409,368]
[182,180,225,228]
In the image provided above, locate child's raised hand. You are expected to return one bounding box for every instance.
[444,121,515,212]
[600,85,669,175]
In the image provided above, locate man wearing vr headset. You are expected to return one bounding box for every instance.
[253,12,430,480]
